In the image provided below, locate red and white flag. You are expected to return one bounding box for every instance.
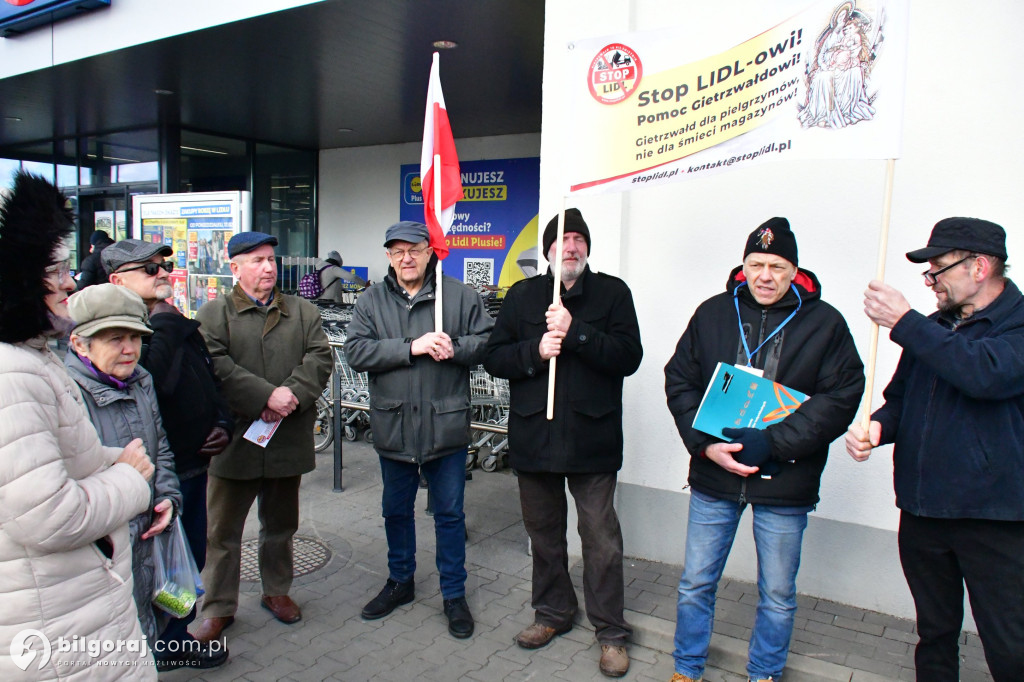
[420,52,463,260]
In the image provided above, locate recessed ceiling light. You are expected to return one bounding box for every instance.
[432,40,458,49]
[154,89,174,96]
[337,127,353,133]
[3,116,22,122]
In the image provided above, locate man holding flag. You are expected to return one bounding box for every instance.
[345,220,492,638]
[345,50,491,641]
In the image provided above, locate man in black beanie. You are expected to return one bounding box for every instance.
[77,230,115,288]
[664,217,864,682]
[485,208,643,678]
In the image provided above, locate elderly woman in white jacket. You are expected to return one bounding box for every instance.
[0,171,157,681]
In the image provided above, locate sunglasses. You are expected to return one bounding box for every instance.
[118,260,175,276]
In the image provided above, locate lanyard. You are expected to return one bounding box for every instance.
[733,283,802,367]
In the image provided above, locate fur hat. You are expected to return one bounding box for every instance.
[0,171,75,343]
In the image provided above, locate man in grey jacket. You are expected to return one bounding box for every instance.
[345,221,493,639]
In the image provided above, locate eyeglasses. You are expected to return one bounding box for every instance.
[117,260,175,276]
[922,254,976,286]
[44,260,71,282]
[388,246,431,260]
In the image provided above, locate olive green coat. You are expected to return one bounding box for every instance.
[196,285,332,480]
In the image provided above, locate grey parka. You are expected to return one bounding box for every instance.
[344,265,493,464]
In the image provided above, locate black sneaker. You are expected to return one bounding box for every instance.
[154,641,228,671]
[443,596,474,639]
[191,641,229,669]
[361,579,415,619]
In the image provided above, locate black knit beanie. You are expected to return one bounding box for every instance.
[542,208,591,260]
[744,217,798,267]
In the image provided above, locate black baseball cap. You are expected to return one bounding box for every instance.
[906,217,1007,263]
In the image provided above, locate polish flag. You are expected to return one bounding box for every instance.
[420,52,463,260]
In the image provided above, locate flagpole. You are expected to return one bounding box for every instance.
[860,158,896,431]
[546,197,567,420]
[434,155,444,333]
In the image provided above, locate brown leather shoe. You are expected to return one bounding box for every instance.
[193,616,234,643]
[669,674,702,682]
[261,594,302,624]
[515,622,571,649]
[599,644,629,678]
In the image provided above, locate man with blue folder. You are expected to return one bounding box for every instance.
[664,218,864,682]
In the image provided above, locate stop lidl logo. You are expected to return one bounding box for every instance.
[588,43,642,105]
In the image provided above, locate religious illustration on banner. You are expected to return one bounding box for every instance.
[400,157,540,291]
[564,0,909,194]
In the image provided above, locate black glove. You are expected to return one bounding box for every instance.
[721,427,780,475]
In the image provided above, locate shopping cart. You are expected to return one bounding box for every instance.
[469,366,510,472]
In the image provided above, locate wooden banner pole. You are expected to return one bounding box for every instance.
[861,158,896,431]
[546,197,567,420]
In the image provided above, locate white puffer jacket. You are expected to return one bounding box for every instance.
[0,338,155,680]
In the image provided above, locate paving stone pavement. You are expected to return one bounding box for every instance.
[162,441,993,682]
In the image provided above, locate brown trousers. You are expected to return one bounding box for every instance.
[200,474,301,618]
[517,471,631,646]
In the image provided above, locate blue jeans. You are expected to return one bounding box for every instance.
[673,490,809,681]
[379,450,467,600]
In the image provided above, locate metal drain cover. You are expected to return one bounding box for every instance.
[240,535,331,581]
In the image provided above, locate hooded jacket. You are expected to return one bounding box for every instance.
[0,338,154,680]
[64,352,182,642]
[665,266,864,506]
[196,285,333,480]
[483,266,643,473]
[140,308,233,480]
[873,279,1024,520]
[344,262,493,464]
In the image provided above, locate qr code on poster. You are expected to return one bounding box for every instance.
[464,258,494,289]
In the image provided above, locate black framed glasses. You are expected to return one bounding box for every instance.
[922,254,976,286]
[118,260,175,276]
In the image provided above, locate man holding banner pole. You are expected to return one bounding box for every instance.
[665,218,863,682]
[846,217,1024,681]
[484,208,642,678]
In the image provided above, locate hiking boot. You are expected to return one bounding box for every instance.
[514,621,571,649]
[443,596,474,638]
[599,644,629,677]
[361,578,414,619]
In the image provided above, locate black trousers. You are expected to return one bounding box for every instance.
[898,511,1024,682]
[517,471,631,645]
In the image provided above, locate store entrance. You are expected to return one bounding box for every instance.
[74,184,157,271]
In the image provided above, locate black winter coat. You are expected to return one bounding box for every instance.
[665,266,864,506]
[140,307,233,480]
[484,266,642,473]
[77,244,111,288]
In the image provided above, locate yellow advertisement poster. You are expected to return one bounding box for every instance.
[564,0,908,195]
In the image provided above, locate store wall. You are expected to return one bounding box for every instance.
[318,134,541,282]
[541,0,1024,622]
[0,0,323,79]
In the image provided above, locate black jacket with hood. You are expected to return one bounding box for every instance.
[665,266,864,506]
